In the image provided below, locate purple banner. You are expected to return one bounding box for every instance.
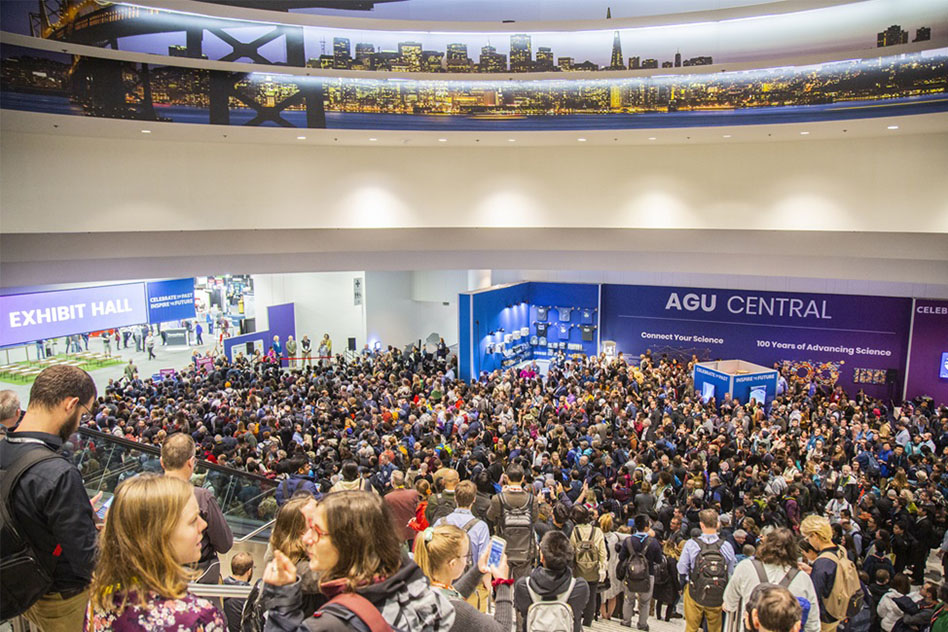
[0,283,148,347]
[905,299,948,402]
[601,284,912,399]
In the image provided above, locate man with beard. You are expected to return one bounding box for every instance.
[0,364,99,631]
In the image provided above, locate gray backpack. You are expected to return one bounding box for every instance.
[526,577,575,632]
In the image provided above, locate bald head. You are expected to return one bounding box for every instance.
[161,432,196,472]
[0,390,20,429]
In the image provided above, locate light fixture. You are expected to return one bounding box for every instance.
[369,137,378,142]
[438,138,447,142]
[800,131,810,135]
[296,135,306,140]
[508,138,516,142]
[647,137,656,141]
[577,138,587,142]
[141,130,151,134]
[887,125,899,130]
[723,134,732,138]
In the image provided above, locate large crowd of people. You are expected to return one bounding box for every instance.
[1,341,947,632]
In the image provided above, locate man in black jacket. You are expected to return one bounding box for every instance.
[0,365,99,632]
[514,530,590,632]
[618,514,666,631]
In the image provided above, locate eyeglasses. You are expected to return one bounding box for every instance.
[308,519,332,542]
[79,402,96,424]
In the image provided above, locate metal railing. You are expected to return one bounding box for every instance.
[237,518,276,543]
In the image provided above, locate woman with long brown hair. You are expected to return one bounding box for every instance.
[86,473,225,631]
[722,528,821,632]
[261,490,455,632]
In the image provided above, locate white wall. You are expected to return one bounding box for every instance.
[3,129,947,234]
[252,272,366,351]
[365,271,458,349]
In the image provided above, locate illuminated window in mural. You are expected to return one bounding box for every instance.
[2,44,946,130]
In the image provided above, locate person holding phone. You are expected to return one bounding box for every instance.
[414,524,514,632]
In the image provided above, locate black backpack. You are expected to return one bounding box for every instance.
[622,535,652,593]
[497,492,536,565]
[0,439,62,619]
[689,538,729,608]
[425,493,457,525]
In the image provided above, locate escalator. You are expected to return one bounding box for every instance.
[72,427,276,581]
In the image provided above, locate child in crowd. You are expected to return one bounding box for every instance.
[223,552,254,632]
[736,543,756,564]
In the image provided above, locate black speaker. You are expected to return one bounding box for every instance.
[348,337,356,351]
[885,369,899,385]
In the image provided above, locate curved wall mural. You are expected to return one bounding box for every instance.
[2,43,946,130]
[1,0,945,73]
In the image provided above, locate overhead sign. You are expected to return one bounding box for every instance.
[146,278,196,323]
[1,283,148,346]
[601,284,912,398]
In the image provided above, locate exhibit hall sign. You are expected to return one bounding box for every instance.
[1,283,149,347]
[600,284,913,398]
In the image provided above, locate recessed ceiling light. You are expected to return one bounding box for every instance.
[647,137,656,141]
[369,137,378,141]
[141,130,151,134]
[800,131,810,135]
[296,135,306,140]
[508,138,516,142]
[723,134,732,138]
[887,125,899,130]
[577,138,587,142]
[438,138,447,142]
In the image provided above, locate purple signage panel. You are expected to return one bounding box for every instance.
[0,283,148,347]
[601,284,912,399]
[904,299,948,402]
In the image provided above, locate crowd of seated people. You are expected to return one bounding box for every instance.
[2,341,947,632]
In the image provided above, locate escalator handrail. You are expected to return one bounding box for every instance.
[76,427,277,487]
[237,518,276,543]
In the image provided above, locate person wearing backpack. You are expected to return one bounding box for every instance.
[514,530,590,632]
[261,490,456,632]
[569,505,607,627]
[488,464,539,582]
[426,468,460,525]
[617,514,665,630]
[722,528,821,632]
[800,515,863,632]
[677,508,736,632]
[0,365,99,631]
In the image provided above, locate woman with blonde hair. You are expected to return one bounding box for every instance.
[262,490,454,632]
[413,524,513,631]
[598,513,623,622]
[87,473,225,631]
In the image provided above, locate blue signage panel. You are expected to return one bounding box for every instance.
[601,284,912,398]
[146,278,196,324]
[0,283,148,346]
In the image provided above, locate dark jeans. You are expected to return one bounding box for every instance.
[583,580,599,627]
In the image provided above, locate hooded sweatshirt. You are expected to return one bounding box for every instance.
[262,559,455,632]
[513,566,589,632]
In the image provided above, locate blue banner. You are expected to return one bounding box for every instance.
[0,283,148,346]
[601,284,912,398]
[146,278,196,324]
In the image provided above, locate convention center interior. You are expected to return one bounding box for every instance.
[1,0,948,631]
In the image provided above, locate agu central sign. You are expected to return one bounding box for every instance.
[0,284,148,347]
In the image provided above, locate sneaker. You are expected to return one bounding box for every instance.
[637,626,649,632]
[620,622,632,628]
